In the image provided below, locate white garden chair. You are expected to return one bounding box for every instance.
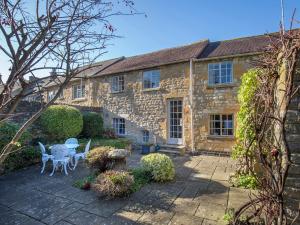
[50,144,70,176]
[65,138,79,166]
[38,142,54,174]
[73,139,91,170]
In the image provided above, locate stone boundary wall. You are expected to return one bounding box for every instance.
[9,101,102,125]
[285,76,300,223]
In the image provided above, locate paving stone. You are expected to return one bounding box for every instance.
[42,202,84,225]
[16,195,72,220]
[53,221,74,225]
[169,212,204,225]
[138,209,174,225]
[171,198,199,215]
[82,199,127,217]
[195,202,226,221]
[202,219,220,225]
[100,215,138,225]
[0,210,33,225]
[114,202,149,221]
[194,191,229,206]
[65,210,105,225]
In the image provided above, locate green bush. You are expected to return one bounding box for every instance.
[92,170,134,198]
[129,167,152,192]
[86,146,114,172]
[39,105,83,141]
[141,153,175,182]
[3,146,41,171]
[0,122,31,150]
[229,173,258,189]
[82,112,103,138]
[73,174,96,190]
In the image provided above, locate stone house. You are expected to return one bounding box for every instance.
[45,33,271,153]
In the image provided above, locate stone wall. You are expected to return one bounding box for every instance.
[192,56,253,153]
[92,62,192,147]
[285,69,300,223]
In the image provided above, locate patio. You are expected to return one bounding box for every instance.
[0,152,253,225]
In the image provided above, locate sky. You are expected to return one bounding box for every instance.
[1,0,300,80]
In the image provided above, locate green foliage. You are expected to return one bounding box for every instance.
[232,69,259,159]
[3,146,41,171]
[82,112,103,138]
[73,174,96,190]
[39,105,83,141]
[0,122,31,150]
[223,208,235,224]
[230,173,258,189]
[79,137,131,149]
[86,146,114,172]
[141,153,175,182]
[129,167,152,192]
[92,170,134,198]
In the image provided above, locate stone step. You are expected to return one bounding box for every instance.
[284,187,300,200]
[158,145,185,155]
[291,153,300,165]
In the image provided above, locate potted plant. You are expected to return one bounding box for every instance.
[141,143,153,154]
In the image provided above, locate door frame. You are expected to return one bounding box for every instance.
[167,98,184,145]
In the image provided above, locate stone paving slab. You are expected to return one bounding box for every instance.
[0,152,252,225]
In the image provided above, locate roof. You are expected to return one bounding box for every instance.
[197,34,273,59]
[94,40,209,76]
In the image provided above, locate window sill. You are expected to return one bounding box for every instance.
[72,97,86,102]
[111,91,124,94]
[207,135,235,140]
[142,87,160,92]
[206,83,237,89]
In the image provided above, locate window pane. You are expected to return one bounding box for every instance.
[143,70,160,89]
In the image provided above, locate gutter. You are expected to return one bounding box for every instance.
[189,58,195,153]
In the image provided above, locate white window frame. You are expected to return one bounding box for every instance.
[143,70,160,89]
[208,61,233,85]
[142,130,150,143]
[72,84,85,99]
[113,118,125,135]
[47,90,56,102]
[111,75,124,93]
[210,114,234,136]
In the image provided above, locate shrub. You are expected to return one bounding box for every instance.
[229,173,258,189]
[79,137,131,149]
[102,128,117,139]
[39,105,83,141]
[92,170,134,198]
[73,174,96,190]
[129,167,152,192]
[82,112,103,138]
[86,146,114,172]
[0,122,31,150]
[3,146,41,171]
[141,153,175,182]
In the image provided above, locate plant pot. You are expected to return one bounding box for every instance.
[141,145,151,154]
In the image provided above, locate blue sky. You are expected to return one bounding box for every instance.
[1,0,299,79]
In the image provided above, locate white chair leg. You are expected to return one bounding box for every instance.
[50,162,57,176]
[63,163,68,175]
[41,160,46,174]
[73,157,79,170]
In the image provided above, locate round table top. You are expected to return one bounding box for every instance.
[65,143,80,149]
[50,143,79,149]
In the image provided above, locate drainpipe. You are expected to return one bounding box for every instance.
[189,59,195,153]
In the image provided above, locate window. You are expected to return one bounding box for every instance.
[47,89,63,102]
[113,118,125,135]
[143,70,160,89]
[208,61,233,85]
[72,84,85,99]
[111,75,124,93]
[142,130,150,143]
[210,114,234,136]
[47,90,56,101]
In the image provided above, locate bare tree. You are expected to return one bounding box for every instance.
[0,0,137,164]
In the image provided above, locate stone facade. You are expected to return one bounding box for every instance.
[46,56,256,153]
[192,56,253,152]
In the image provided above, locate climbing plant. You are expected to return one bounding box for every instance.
[233,28,300,225]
